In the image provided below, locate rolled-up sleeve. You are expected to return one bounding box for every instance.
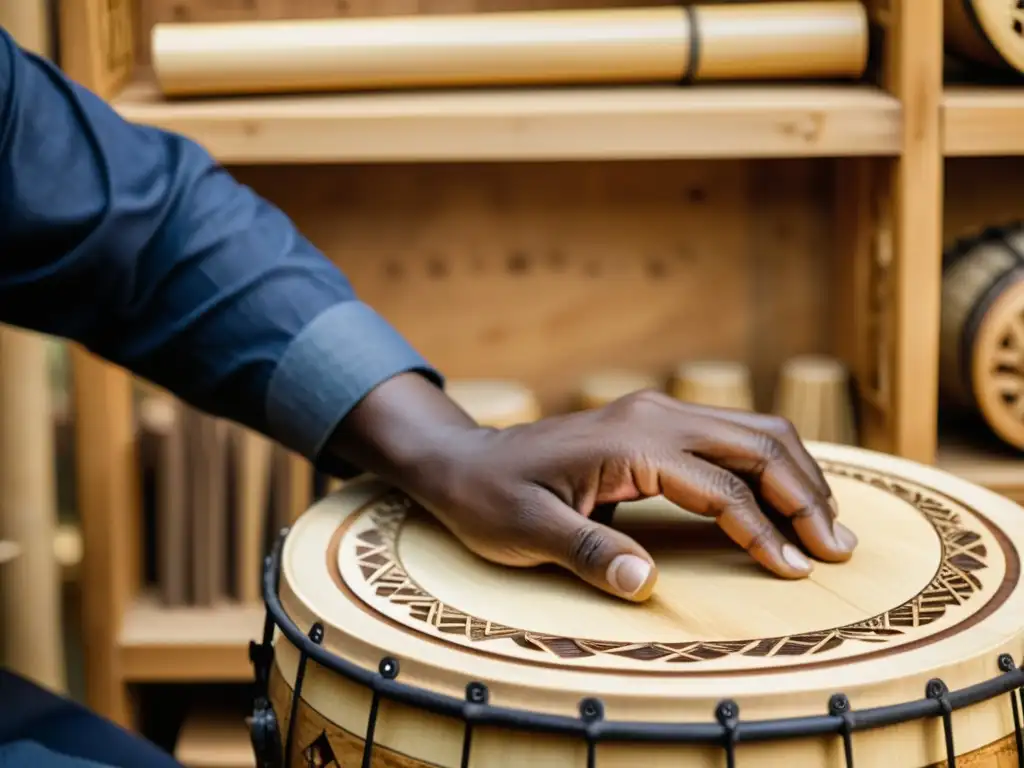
[0,28,441,472]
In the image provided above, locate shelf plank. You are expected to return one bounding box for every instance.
[936,433,1024,504]
[176,706,254,768]
[119,593,263,682]
[943,86,1024,157]
[112,81,902,163]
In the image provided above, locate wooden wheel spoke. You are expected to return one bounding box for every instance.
[1005,315,1024,351]
[992,345,1022,369]
[991,373,1024,398]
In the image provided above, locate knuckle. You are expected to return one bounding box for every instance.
[611,389,662,418]
[753,433,787,464]
[567,524,608,571]
[764,415,799,442]
[746,521,777,553]
[708,470,755,511]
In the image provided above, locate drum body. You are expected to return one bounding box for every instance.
[945,0,1024,73]
[940,224,1024,450]
[252,442,1024,767]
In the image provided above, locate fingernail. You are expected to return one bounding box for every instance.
[782,543,812,572]
[828,496,840,518]
[607,555,652,597]
[833,520,858,550]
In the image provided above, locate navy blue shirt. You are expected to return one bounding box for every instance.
[0,27,442,478]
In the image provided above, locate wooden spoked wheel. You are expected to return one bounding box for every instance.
[945,0,1024,73]
[973,279,1024,448]
[940,225,1024,450]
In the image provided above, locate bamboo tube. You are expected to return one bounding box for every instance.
[152,2,868,97]
[0,326,66,692]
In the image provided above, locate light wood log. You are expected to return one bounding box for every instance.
[151,2,868,96]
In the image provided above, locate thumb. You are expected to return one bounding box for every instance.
[540,501,658,602]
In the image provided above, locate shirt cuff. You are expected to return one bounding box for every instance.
[264,300,443,477]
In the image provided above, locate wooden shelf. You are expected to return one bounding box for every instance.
[119,593,263,683]
[175,706,254,768]
[936,432,1024,504]
[943,86,1024,157]
[111,80,902,163]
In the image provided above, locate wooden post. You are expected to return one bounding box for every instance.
[71,348,138,727]
[0,327,66,693]
[842,0,943,463]
[886,0,943,464]
[57,0,141,728]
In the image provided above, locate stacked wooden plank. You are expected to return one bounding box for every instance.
[136,391,315,607]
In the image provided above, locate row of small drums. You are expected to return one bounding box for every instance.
[445,354,856,445]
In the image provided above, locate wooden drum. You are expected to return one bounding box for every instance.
[249,442,1024,767]
[939,223,1024,450]
[578,370,663,411]
[945,0,1024,74]
[443,379,541,429]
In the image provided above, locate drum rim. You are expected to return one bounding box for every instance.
[250,523,1024,767]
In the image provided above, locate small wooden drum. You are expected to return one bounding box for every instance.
[671,360,755,411]
[773,355,857,445]
[939,223,1024,450]
[944,0,1024,74]
[578,370,663,411]
[443,380,541,429]
[249,442,1024,767]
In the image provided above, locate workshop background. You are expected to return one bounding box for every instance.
[2,0,1024,763]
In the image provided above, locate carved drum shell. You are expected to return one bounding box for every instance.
[263,443,1024,767]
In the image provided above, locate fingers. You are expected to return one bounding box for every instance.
[537,499,659,602]
[657,452,815,579]
[660,400,836,510]
[610,392,855,562]
[684,418,855,562]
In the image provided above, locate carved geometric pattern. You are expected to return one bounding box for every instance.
[350,462,989,663]
[302,729,339,767]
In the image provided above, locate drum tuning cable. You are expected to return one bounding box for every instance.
[249,527,1024,768]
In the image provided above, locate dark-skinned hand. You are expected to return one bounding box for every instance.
[327,372,858,602]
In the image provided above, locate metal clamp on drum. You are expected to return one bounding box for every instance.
[249,554,283,768]
[250,443,1024,767]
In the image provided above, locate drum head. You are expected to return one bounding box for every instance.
[278,442,1024,726]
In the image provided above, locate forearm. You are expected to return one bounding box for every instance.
[324,371,479,485]
[0,28,441,474]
